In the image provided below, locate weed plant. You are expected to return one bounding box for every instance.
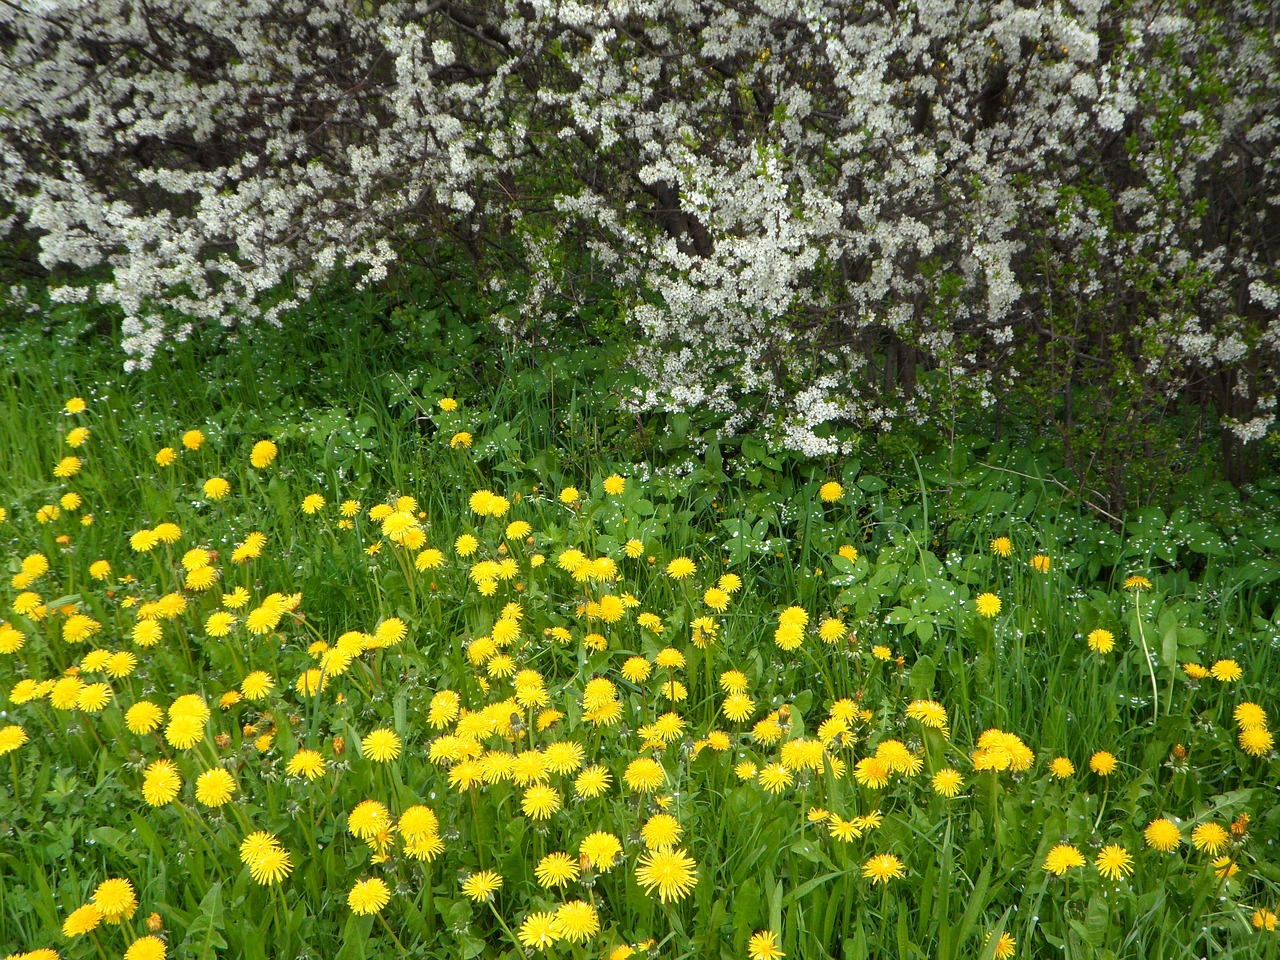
[0,305,1278,960]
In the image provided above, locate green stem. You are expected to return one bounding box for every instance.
[1134,593,1159,723]
[378,912,409,956]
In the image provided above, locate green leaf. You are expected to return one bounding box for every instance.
[181,883,228,960]
[335,912,373,960]
[910,655,937,699]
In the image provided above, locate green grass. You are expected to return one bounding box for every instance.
[0,298,1279,960]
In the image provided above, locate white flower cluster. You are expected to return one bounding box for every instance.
[1,1,1276,449]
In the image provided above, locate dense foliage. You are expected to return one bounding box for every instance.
[2,1,1278,492]
[1,306,1279,960]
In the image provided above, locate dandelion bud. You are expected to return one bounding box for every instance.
[1172,743,1187,761]
[146,913,164,933]
[333,736,345,755]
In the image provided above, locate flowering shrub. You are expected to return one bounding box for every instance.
[1,1,1277,461]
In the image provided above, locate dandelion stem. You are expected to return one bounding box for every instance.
[378,912,409,956]
[487,900,521,950]
[1093,780,1109,832]
[1133,592,1159,723]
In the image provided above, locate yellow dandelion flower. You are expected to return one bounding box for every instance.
[1087,629,1115,654]
[758,763,793,794]
[1234,702,1267,730]
[1095,844,1134,881]
[641,813,682,850]
[142,759,182,806]
[986,932,1015,960]
[124,935,166,960]
[854,756,891,789]
[1211,659,1242,682]
[240,671,274,701]
[54,455,83,478]
[550,900,599,942]
[204,611,236,637]
[195,768,237,807]
[75,682,111,712]
[62,903,104,937]
[818,617,847,644]
[575,765,612,798]
[348,878,391,915]
[249,846,292,885]
[522,785,561,819]
[818,480,843,503]
[287,749,326,781]
[63,613,101,643]
[931,768,964,798]
[1191,823,1229,855]
[623,757,665,792]
[104,651,136,679]
[461,870,502,903]
[222,586,251,609]
[665,556,696,579]
[862,854,905,884]
[535,852,579,888]
[0,725,29,755]
[1089,751,1117,775]
[826,815,862,841]
[519,911,559,949]
[722,692,756,723]
[635,848,698,902]
[1239,726,1274,756]
[49,675,85,710]
[748,930,785,960]
[1213,855,1239,879]
[91,880,136,926]
[1042,844,1086,876]
[580,831,622,871]
[125,701,163,735]
[250,439,278,468]
[905,699,948,729]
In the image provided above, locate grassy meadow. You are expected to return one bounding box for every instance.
[1,297,1279,960]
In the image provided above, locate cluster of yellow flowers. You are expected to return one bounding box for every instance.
[0,394,1275,958]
